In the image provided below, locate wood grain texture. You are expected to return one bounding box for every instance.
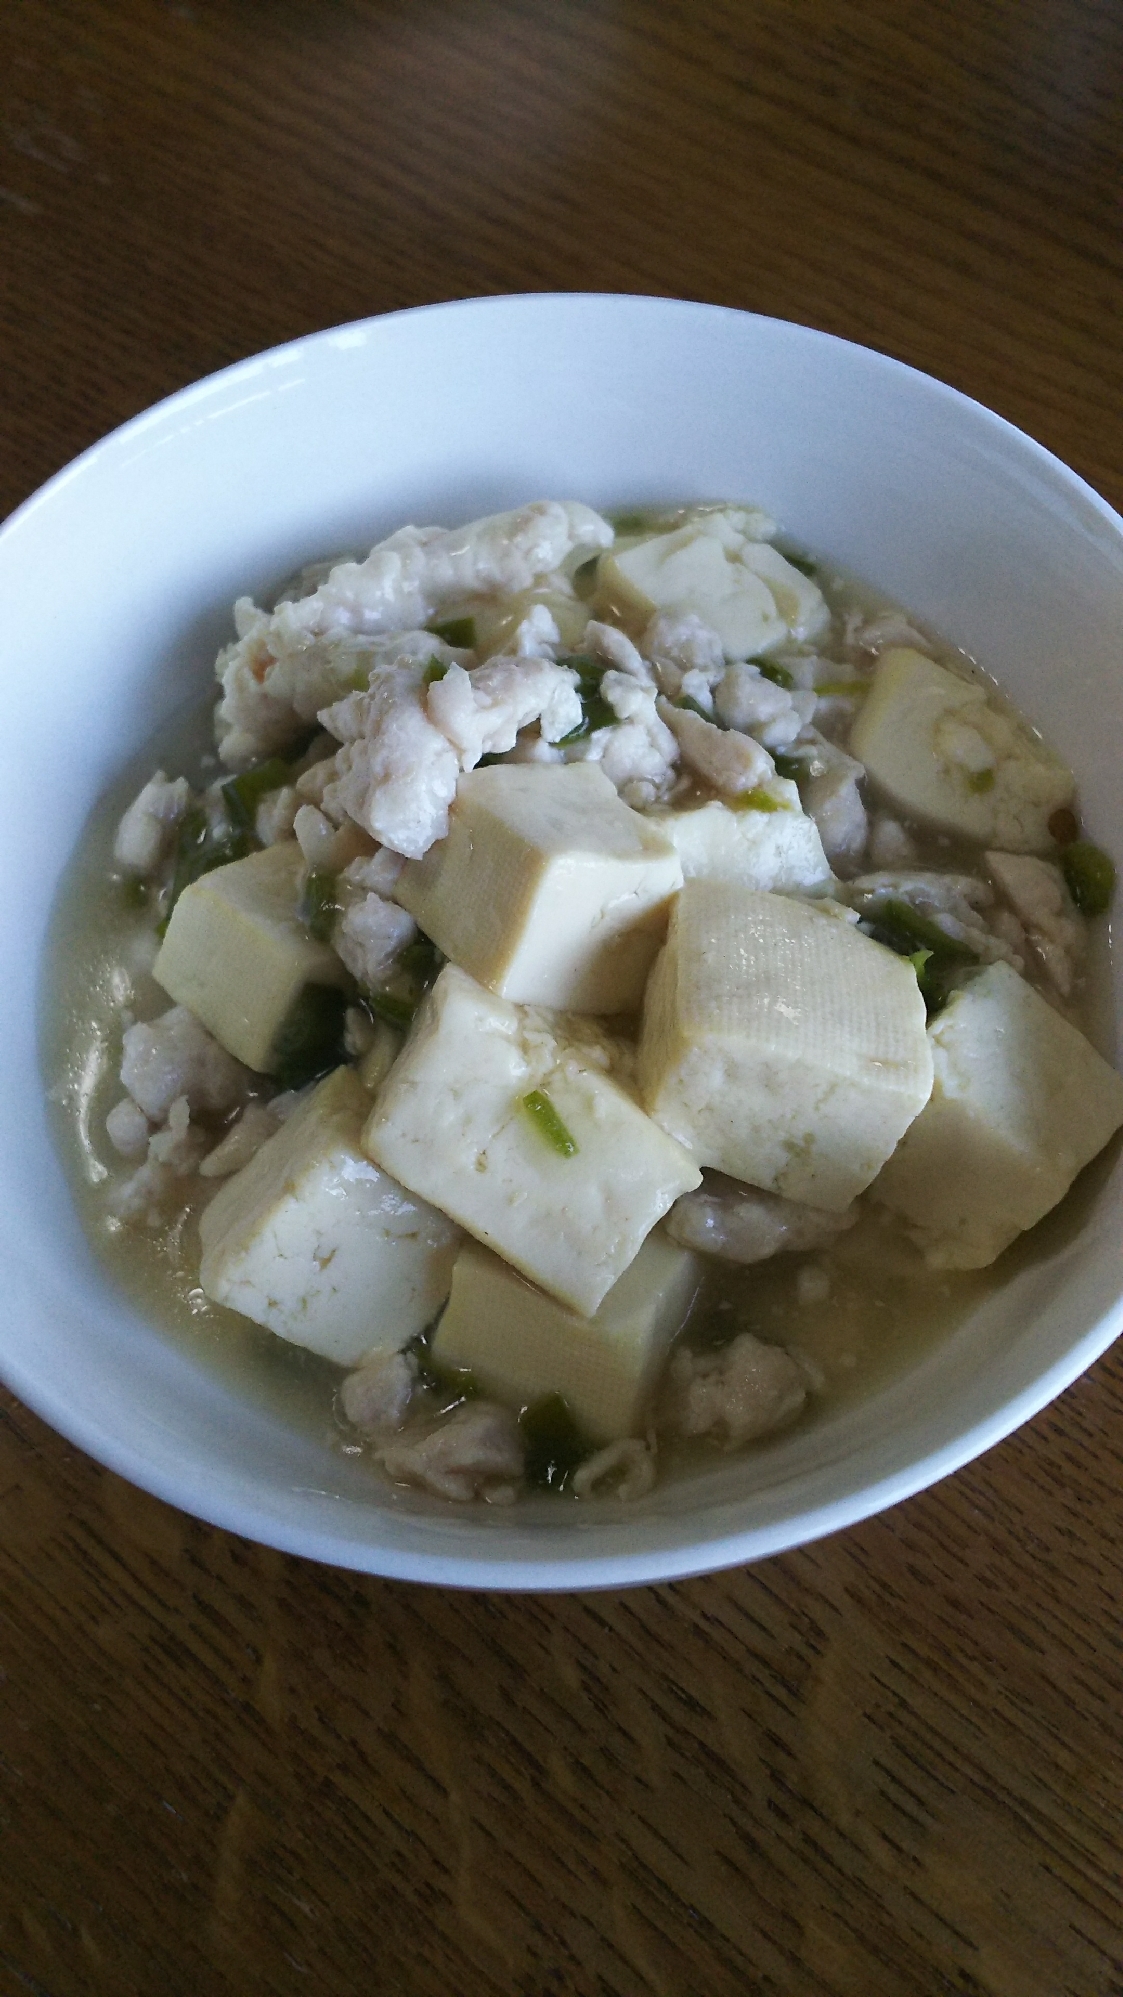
[3,3,1123,1993]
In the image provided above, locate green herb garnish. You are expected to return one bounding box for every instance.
[520,1089,578,1158]
[367,991,418,1031]
[300,870,340,943]
[270,984,350,1091]
[426,617,476,649]
[756,659,794,690]
[221,756,292,832]
[556,660,617,744]
[1062,840,1116,917]
[519,1394,591,1492]
[729,786,785,813]
[771,752,806,782]
[966,767,995,794]
[814,679,868,699]
[160,807,257,933]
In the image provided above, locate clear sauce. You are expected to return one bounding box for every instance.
[40,513,1118,1494]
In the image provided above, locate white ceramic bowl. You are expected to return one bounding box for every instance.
[4,294,1122,1588]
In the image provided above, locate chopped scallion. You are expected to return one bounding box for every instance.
[300,870,340,943]
[221,756,292,831]
[729,786,785,813]
[426,616,477,649]
[756,659,794,690]
[1062,839,1116,917]
[520,1089,578,1158]
[966,768,995,794]
[519,1394,591,1492]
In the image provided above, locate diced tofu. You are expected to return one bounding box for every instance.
[872,962,1123,1266]
[432,1233,700,1443]
[395,764,683,1013]
[363,965,701,1316]
[154,842,348,1072]
[638,881,933,1210]
[651,791,834,895]
[599,513,828,659]
[199,1066,461,1364]
[850,647,1074,851]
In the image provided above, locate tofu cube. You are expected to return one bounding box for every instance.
[432,1233,700,1443]
[850,647,1073,851]
[652,792,834,895]
[395,763,683,1013]
[873,962,1123,1266]
[638,881,933,1210]
[154,842,347,1072]
[363,964,701,1316]
[598,513,829,657]
[199,1065,461,1364]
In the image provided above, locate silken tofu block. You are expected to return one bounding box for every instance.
[395,763,683,1013]
[652,792,833,895]
[363,964,701,1316]
[850,647,1074,851]
[638,881,933,1210]
[154,842,347,1072]
[199,1066,461,1364]
[432,1234,700,1443]
[872,962,1123,1267]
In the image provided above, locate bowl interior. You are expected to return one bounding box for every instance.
[4,293,1122,1587]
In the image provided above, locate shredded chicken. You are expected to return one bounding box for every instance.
[867,815,918,869]
[571,1437,657,1501]
[317,669,462,859]
[105,1095,151,1160]
[714,662,815,748]
[666,1175,859,1263]
[340,846,407,896]
[642,610,726,693]
[119,1006,249,1123]
[113,771,193,876]
[842,607,934,659]
[791,730,868,869]
[334,893,418,989]
[112,1096,209,1227]
[378,1400,524,1502]
[659,698,774,795]
[583,619,654,684]
[573,671,680,807]
[214,502,611,764]
[664,1334,809,1446]
[254,784,300,846]
[427,655,582,767]
[986,850,1084,996]
[340,1347,418,1435]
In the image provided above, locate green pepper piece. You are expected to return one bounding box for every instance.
[270,984,350,1090]
[426,617,477,649]
[1062,839,1116,916]
[221,756,292,832]
[300,870,340,943]
[519,1394,591,1492]
[520,1089,578,1158]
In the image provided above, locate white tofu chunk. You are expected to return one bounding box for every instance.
[651,791,834,895]
[600,512,829,659]
[199,1066,461,1363]
[850,647,1074,851]
[872,962,1123,1266]
[363,965,701,1316]
[154,842,348,1072]
[432,1233,700,1442]
[395,763,682,1012]
[638,881,933,1210]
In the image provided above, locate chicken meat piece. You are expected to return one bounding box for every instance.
[641,611,726,693]
[113,770,193,876]
[791,730,868,869]
[198,1101,281,1179]
[318,670,462,859]
[582,619,655,684]
[334,893,418,989]
[105,1095,151,1160]
[658,697,774,795]
[571,1437,657,1501]
[666,1175,860,1263]
[340,1347,418,1435]
[426,655,582,767]
[665,1334,808,1447]
[378,1401,525,1503]
[120,1006,250,1123]
[986,850,1085,997]
[714,661,816,749]
[572,670,680,807]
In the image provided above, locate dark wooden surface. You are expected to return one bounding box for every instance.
[3,4,1123,1992]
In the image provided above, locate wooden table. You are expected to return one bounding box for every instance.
[3,4,1122,1992]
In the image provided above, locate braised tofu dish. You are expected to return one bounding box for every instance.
[46,500,1123,1504]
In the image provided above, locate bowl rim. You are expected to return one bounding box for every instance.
[9,290,1123,1589]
